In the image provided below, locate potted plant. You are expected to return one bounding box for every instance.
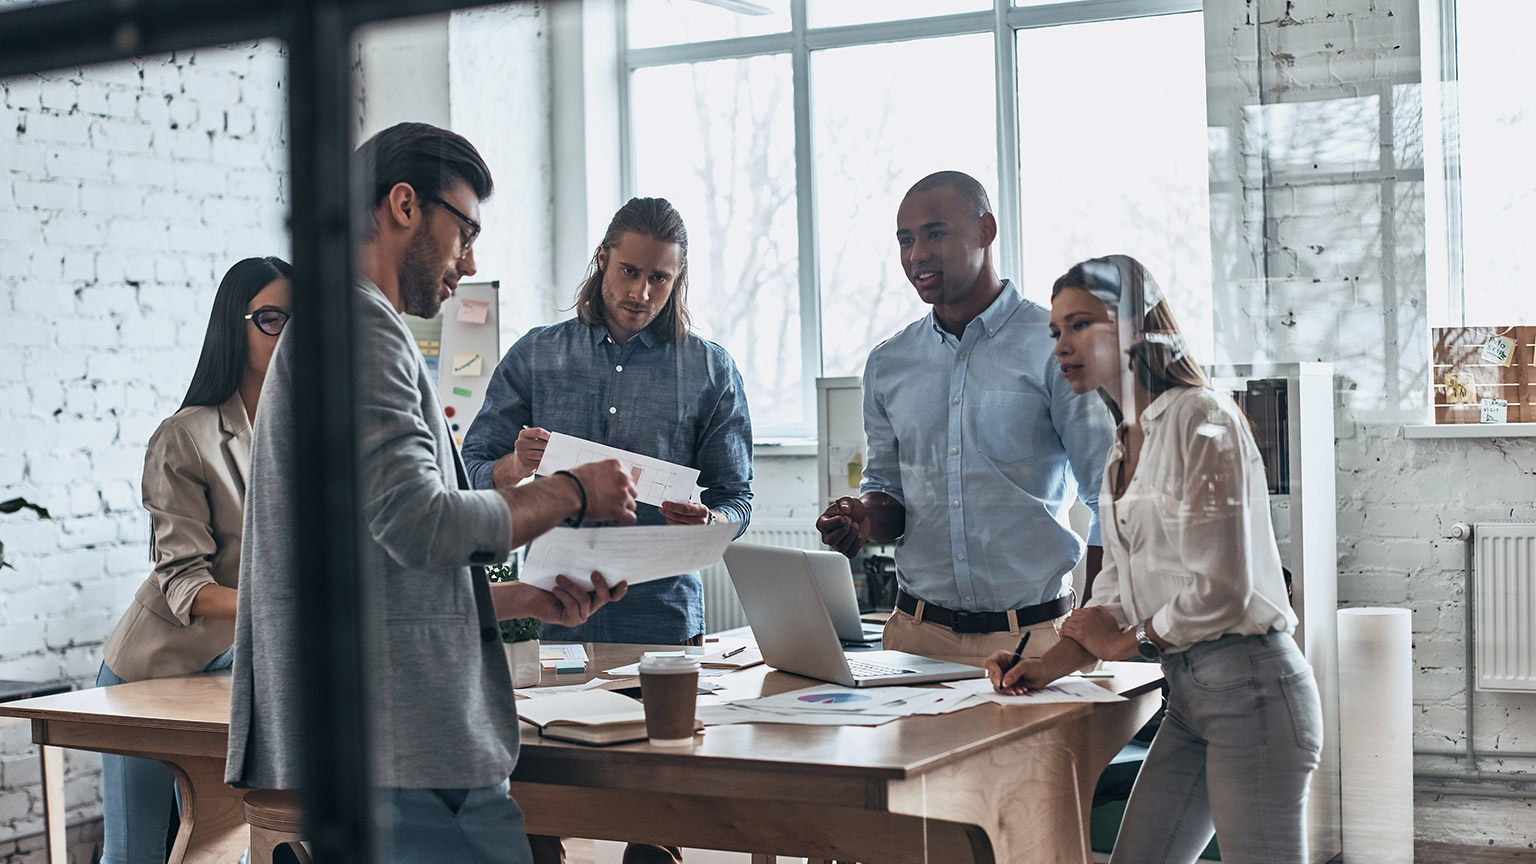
[484,559,542,687]
[1,498,51,571]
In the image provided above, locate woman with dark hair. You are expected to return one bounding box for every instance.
[985,255,1322,863]
[96,255,292,864]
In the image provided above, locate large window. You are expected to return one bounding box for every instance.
[623,0,1210,437]
[1426,0,1536,326]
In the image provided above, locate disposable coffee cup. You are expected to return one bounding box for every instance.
[638,654,701,747]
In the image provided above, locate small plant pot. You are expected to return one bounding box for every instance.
[505,639,541,688]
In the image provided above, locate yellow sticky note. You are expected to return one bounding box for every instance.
[452,350,483,377]
[846,452,863,489]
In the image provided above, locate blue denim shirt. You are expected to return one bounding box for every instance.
[861,281,1112,612]
[462,317,753,643]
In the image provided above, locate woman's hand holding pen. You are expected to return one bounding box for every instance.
[983,631,1046,695]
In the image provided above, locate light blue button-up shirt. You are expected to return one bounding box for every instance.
[860,281,1113,613]
[461,317,753,643]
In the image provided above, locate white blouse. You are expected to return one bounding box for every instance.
[1086,386,1296,652]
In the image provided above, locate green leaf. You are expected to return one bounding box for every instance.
[483,560,540,642]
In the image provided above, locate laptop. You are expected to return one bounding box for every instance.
[801,547,886,645]
[723,543,986,687]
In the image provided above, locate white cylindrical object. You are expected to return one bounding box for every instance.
[1337,607,1414,863]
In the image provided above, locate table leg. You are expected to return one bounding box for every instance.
[164,756,250,864]
[41,745,65,864]
[885,691,1160,864]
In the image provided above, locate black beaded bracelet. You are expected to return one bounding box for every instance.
[554,469,586,527]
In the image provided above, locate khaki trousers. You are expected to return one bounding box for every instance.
[881,605,1068,666]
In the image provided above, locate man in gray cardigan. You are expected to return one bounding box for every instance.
[226,122,637,863]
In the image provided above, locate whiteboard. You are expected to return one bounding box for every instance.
[404,280,501,448]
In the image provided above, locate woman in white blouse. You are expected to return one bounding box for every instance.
[984,255,1322,863]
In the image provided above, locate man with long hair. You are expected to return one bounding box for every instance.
[462,197,752,864]
[463,196,753,651]
[226,122,639,864]
[815,171,1113,668]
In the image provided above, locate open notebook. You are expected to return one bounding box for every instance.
[516,688,700,746]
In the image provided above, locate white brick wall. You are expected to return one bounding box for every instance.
[1212,0,1536,847]
[1,43,288,857]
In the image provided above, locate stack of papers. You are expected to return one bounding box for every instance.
[602,651,739,678]
[539,644,588,672]
[942,676,1126,705]
[697,684,983,727]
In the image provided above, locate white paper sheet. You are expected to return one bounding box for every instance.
[603,652,733,678]
[745,684,937,714]
[539,644,589,662]
[514,678,608,699]
[520,522,738,591]
[696,704,903,727]
[943,676,1126,705]
[535,431,701,506]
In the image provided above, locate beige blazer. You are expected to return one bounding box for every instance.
[102,393,250,682]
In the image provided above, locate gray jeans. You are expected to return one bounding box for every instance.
[1112,631,1323,864]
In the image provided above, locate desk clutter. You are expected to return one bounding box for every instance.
[513,643,1130,744]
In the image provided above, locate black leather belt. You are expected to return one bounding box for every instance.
[895,589,1072,634]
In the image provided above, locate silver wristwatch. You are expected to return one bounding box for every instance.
[1136,620,1161,660]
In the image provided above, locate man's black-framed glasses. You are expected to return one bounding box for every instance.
[424,194,481,259]
[245,306,291,336]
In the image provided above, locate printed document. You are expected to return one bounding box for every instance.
[944,676,1126,705]
[536,431,700,507]
[520,522,738,592]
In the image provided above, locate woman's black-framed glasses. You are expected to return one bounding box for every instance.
[424,194,481,259]
[245,306,291,337]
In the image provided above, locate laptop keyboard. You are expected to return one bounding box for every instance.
[846,657,915,678]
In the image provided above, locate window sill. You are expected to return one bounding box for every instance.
[753,439,817,457]
[1403,423,1536,439]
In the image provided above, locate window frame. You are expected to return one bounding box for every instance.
[617,0,1201,438]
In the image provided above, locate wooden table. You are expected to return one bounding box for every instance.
[0,673,245,864]
[0,647,1162,864]
[514,646,1164,864]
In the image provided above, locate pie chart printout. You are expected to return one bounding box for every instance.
[798,692,873,705]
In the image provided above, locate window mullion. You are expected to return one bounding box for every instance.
[995,0,1023,289]
[791,0,821,428]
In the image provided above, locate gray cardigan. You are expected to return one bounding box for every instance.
[225,279,519,790]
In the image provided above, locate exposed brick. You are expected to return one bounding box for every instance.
[12,180,77,212]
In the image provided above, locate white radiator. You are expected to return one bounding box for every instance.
[701,518,824,634]
[1475,523,1536,692]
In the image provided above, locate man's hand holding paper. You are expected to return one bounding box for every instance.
[520,522,739,592]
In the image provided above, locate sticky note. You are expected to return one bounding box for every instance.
[553,660,586,674]
[1480,335,1516,367]
[452,350,483,377]
[452,386,472,398]
[457,298,489,324]
[1480,398,1508,424]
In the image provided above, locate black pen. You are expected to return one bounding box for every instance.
[720,645,746,659]
[1003,631,1031,674]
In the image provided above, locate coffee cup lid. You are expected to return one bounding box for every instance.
[639,653,701,674]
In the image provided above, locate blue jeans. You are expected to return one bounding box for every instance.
[96,648,235,864]
[1112,631,1323,864]
[384,779,533,864]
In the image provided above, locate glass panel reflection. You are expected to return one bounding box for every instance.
[813,33,997,379]
[631,55,803,430]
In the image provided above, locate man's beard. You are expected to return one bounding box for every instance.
[399,225,444,319]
